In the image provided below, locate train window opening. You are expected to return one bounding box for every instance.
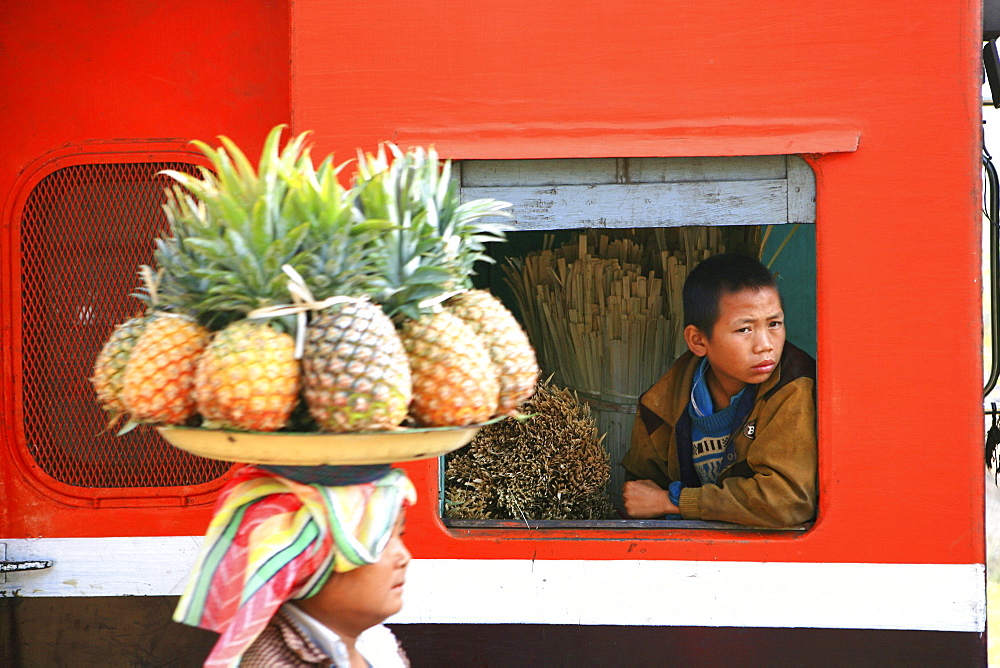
[440,156,817,531]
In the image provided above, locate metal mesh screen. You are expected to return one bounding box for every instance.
[19,162,231,489]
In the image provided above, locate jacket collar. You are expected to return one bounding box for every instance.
[273,607,334,664]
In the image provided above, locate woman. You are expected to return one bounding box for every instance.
[174,465,417,667]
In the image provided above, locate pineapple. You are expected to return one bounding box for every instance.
[445,289,539,414]
[403,147,538,414]
[195,320,299,431]
[301,298,411,431]
[399,309,499,427]
[156,125,312,431]
[355,144,513,427]
[106,266,210,426]
[162,124,410,433]
[121,312,211,425]
[290,144,412,432]
[91,314,151,424]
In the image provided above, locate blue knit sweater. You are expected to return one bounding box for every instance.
[677,358,747,497]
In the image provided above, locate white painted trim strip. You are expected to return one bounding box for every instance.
[391,559,985,633]
[1,536,201,597]
[1,538,984,632]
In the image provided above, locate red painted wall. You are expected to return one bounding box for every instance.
[1,0,984,569]
[0,0,291,537]
[289,0,984,566]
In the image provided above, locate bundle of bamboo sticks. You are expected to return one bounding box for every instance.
[504,227,761,399]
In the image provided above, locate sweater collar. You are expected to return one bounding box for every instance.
[690,357,747,417]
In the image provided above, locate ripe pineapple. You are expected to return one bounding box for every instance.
[271,136,415,432]
[445,289,539,414]
[400,310,499,427]
[161,124,413,433]
[156,125,314,431]
[91,314,151,424]
[91,265,210,427]
[355,144,513,427]
[195,320,299,431]
[121,311,211,425]
[301,298,411,431]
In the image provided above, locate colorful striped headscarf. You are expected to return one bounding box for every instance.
[174,465,417,668]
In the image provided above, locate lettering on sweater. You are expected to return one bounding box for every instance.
[692,435,730,484]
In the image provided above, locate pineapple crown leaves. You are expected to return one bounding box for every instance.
[283,154,391,300]
[353,143,513,320]
[417,150,513,282]
[129,264,164,311]
[155,125,326,323]
[357,143,513,258]
[162,125,311,240]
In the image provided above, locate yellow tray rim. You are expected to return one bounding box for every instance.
[156,420,498,465]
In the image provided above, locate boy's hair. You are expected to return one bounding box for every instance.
[683,253,779,338]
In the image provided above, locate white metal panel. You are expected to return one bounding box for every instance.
[1,537,199,597]
[393,559,985,633]
[0,538,984,634]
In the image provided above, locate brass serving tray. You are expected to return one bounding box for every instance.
[156,421,493,465]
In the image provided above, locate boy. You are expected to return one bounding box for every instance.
[621,253,817,527]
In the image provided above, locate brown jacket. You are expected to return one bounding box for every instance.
[621,342,817,527]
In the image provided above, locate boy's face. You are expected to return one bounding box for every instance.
[684,286,785,400]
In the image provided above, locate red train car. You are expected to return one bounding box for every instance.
[0,1,986,664]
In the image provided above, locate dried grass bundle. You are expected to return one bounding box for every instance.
[444,379,613,521]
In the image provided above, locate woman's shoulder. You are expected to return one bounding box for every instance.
[240,610,332,668]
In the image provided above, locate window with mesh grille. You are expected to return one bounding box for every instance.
[19,162,231,489]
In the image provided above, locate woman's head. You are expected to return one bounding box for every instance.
[174,466,417,667]
[296,509,410,638]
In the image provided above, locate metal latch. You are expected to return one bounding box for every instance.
[0,543,53,586]
[1,560,53,573]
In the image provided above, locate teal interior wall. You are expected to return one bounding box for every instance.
[761,224,817,359]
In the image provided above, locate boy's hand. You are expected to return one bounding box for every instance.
[622,479,680,518]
